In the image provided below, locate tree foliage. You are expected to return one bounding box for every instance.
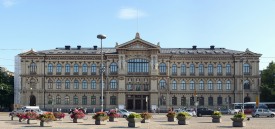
[0,71,14,110]
[260,61,275,102]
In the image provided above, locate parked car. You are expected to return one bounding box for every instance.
[220,109,231,114]
[173,109,183,114]
[251,109,275,118]
[186,109,196,116]
[68,108,88,114]
[119,109,135,114]
[197,108,214,117]
[23,109,46,115]
[244,109,254,114]
[230,109,241,114]
[108,110,130,118]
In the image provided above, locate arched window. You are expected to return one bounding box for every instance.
[172,81,177,90]
[172,64,177,73]
[199,64,204,73]
[159,63,166,73]
[160,96,166,105]
[199,81,204,90]
[82,80,87,89]
[100,81,105,89]
[65,80,70,89]
[74,80,79,89]
[30,63,36,72]
[56,96,61,104]
[91,64,96,73]
[82,96,87,105]
[217,81,222,90]
[127,59,149,72]
[244,63,250,73]
[226,81,231,90]
[217,97,222,105]
[160,80,166,89]
[74,64,79,72]
[65,64,70,72]
[208,64,213,73]
[208,97,213,106]
[111,63,117,72]
[48,96,52,104]
[48,64,53,72]
[208,81,213,90]
[226,64,231,73]
[83,64,87,72]
[244,80,250,89]
[91,96,96,105]
[48,80,53,89]
[91,80,96,89]
[110,79,117,89]
[181,81,186,90]
[65,96,69,104]
[190,81,195,90]
[56,80,61,89]
[181,64,186,73]
[217,64,222,73]
[57,64,61,72]
[73,96,78,105]
[190,64,195,73]
[110,96,116,105]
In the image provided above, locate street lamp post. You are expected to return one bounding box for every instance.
[240,57,246,113]
[97,34,106,112]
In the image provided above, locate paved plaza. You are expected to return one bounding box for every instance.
[0,113,275,129]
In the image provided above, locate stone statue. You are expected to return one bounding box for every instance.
[155,59,158,69]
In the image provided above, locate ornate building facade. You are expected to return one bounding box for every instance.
[18,33,262,111]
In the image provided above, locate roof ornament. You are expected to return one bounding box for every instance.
[245,48,249,52]
[157,42,160,46]
[135,32,140,39]
[31,48,34,51]
[116,42,118,46]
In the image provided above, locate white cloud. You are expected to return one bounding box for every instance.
[118,8,147,19]
[3,0,17,8]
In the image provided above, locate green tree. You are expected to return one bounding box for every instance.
[260,61,275,102]
[0,71,14,111]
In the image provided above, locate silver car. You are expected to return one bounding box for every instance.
[251,109,275,118]
[116,110,130,118]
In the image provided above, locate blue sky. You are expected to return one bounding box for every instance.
[0,0,275,72]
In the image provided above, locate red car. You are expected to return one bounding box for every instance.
[244,109,254,114]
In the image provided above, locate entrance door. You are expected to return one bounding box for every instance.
[127,99,133,109]
[135,100,141,110]
[30,95,36,106]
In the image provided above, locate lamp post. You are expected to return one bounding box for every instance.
[240,57,246,113]
[97,34,106,112]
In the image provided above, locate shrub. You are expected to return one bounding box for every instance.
[176,112,191,118]
[140,112,153,119]
[211,111,222,116]
[232,112,247,119]
[126,113,142,120]
[107,110,121,118]
[93,111,109,120]
[70,110,85,119]
[166,111,176,118]
[54,112,66,118]
[38,112,56,122]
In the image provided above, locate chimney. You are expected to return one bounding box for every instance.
[210,45,215,49]
[77,45,81,50]
[93,45,97,50]
[65,46,71,50]
[192,45,197,49]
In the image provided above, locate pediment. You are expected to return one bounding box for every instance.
[115,32,160,50]
[237,48,261,56]
[22,48,39,56]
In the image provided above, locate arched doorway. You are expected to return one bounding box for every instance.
[244,97,250,103]
[30,95,36,106]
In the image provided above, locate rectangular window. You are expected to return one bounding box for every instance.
[65,97,69,104]
[91,96,96,105]
[136,85,140,91]
[181,97,186,106]
[199,97,204,106]
[217,97,222,105]
[73,97,78,105]
[128,84,132,91]
[144,84,148,91]
[110,96,116,105]
[190,97,194,105]
[208,97,213,106]
[48,97,52,104]
[82,96,87,105]
[172,97,177,106]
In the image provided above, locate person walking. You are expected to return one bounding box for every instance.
[93,108,95,113]
[115,107,117,113]
[154,108,155,114]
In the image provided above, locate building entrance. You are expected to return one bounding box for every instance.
[127,99,133,109]
[30,95,36,106]
[126,95,150,111]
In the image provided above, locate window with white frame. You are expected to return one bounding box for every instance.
[110,79,117,89]
[172,64,177,73]
[190,81,195,90]
[160,80,166,89]
[181,81,186,90]
[48,64,53,72]
[199,64,204,73]
[226,81,231,90]
[82,80,87,89]
[217,81,222,90]
[181,64,186,73]
[226,64,231,73]
[208,81,213,90]
[190,64,195,73]
[199,81,204,90]
[208,64,213,73]
[74,64,79,72]
[217,64,222,73]
[172,81,177,90]
[91,80,96,89]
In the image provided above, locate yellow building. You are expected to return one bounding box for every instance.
[18,33,262,112]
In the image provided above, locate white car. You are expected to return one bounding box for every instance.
[186,109,196,116]
[230,109,241,114]
[119,109,135,114]
[23,109,47,115]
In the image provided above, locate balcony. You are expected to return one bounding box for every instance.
[30,72,36,75]
[110,72,117,75]
[199,73,204,76]
[172,73,177,76]
[47,72,52,75]
[208,73,213,76]
[217,73,222,76]
[91,72,96,75]
[190,73,195,76]
[128,72,149,75]
[226,73,231,76]
[159,72,166,75]
[181,73,186,76]
[73,72,79,75]
[56,72,61,75]
[82,72,87,75]
[65,72,70,75]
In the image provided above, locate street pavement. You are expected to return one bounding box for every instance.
[0,113,275,129]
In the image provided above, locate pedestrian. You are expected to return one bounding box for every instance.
[169,108,171,111]
[115,107,117,113]
[154,108,155,114]
[75,107,78,111]
[172,107,174,111]
[59,108,61,112]
[93,107,95,113]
